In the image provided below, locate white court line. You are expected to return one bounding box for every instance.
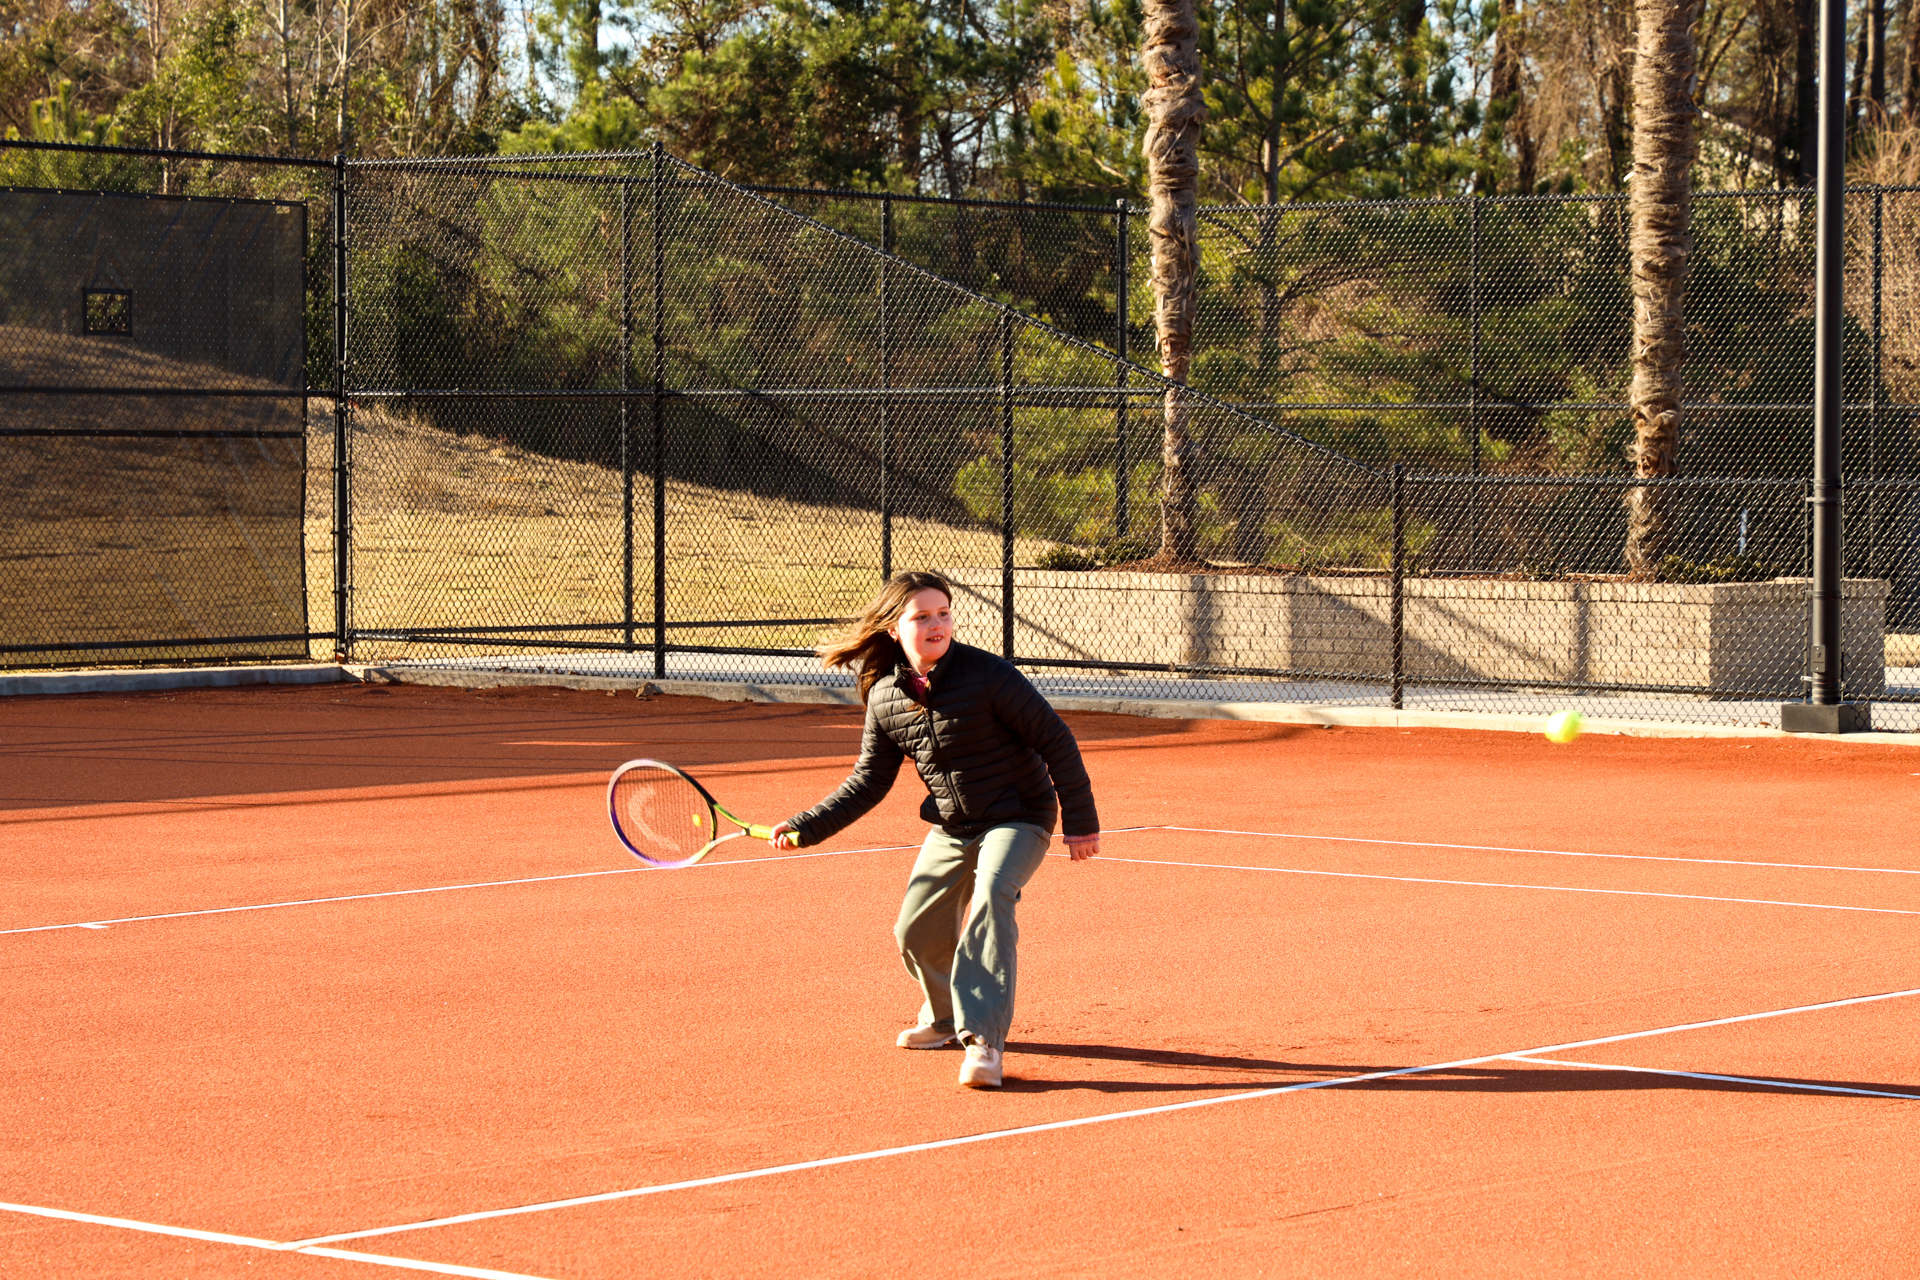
[0,1201,553,1279]
[276,986,1920,1249]
[1091,854,1920,916]
[0,843,918,936]
[11,825,1909,937]
[1500,1056,1920,1101]
[1158,825,1920,878]
[300,1246,555,1278]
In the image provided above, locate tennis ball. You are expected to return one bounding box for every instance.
[1544,709,1583,744]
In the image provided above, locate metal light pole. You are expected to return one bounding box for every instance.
[332,153,351,662]
[1782,0,1869,733]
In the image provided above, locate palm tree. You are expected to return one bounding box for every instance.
[1142,0,1206,561]
[1625,0,1704,578]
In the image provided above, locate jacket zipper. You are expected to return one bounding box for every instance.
[917,667,967,819]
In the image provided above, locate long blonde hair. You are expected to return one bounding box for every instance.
[820,571,955,702]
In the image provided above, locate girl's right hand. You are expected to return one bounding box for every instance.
[769,821,801,850]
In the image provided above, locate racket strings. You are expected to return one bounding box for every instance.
[611,766,715,865]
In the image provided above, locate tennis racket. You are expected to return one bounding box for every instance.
[607,758,776,868]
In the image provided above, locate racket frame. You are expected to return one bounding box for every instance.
[607,758,775,868]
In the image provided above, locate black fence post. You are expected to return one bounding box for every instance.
[1001,310,1016,660]
[620,179,636,652]
[651,142,668,680]
[1391,463,1405,711]
[1802,0,1847,718]
[1802,474,1815,700]
[1115,198,1130,539]
[1468,196,1482,572]
[1804,476,1815,577]
[331,153,351,661]
[1869,186,1884,589]
[880,194,893,581]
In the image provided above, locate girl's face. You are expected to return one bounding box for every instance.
[889,588,953,671]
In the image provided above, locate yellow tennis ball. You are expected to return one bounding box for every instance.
[1544,709,1583,744]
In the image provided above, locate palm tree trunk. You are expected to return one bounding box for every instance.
[1625,0,1703,579]
[1867,0,1887,122]
[1142,0,1205,562]
[1257,0,1284,378]
[1906,0,1920,123]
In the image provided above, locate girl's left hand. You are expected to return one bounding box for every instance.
[1065,834,1099,861]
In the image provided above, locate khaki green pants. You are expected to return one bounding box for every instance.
[893,821,1052,1052]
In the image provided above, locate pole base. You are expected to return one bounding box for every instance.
[1779,702,1872,734]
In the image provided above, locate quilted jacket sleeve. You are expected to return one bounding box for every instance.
[989,666,1100,837]
[783,698,906,846]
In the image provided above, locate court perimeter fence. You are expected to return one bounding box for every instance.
[3,139,1919,730]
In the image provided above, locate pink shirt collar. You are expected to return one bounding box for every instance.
[899,662,935,700]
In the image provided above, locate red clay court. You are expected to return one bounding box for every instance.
[3,682,1917,1277]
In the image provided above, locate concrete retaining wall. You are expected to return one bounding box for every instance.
[944,568,1888,696]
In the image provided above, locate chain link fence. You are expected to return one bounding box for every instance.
[751,177,1920,727]
[340,149,1386,706]
[4,139,1916,730]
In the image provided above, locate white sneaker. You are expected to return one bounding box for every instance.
[958,1042,1003,1088]
[896,1023,958,1050]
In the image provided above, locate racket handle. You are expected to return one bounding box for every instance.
[746,823,776,841]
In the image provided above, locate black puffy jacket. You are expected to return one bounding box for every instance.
[786,642,1099,846]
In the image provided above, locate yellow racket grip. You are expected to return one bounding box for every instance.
[746,823,776,842]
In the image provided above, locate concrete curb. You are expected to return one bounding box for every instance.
[4,660,1914,745]
[1043,695,1920,745]
[0,663,350,698]
[347,666,864,706]
[349,665,1920,746]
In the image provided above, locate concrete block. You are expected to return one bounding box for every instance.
[944,567,1888,695]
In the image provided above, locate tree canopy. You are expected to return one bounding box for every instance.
[3,1,1917,198]
[6,0,1916,582]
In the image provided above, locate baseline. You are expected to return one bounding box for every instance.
[0,843,918,936]
[14,828,1912,938]
[1084,854,1920,917]
[274,986,1920,1250]
[1158,825,1920,878]
[0,1201,553,1279]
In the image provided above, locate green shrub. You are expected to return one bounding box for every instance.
[1036,545,1100,570]
[1656,554,1784,583]
[1094,531,1159,564]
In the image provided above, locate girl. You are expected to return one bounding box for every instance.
[770,571,1100,1088]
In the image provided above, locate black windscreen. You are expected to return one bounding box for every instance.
[0,189,309,667]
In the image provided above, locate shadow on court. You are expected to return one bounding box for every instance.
[1002,1042,1920,1100]
[0,682,1288,810]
